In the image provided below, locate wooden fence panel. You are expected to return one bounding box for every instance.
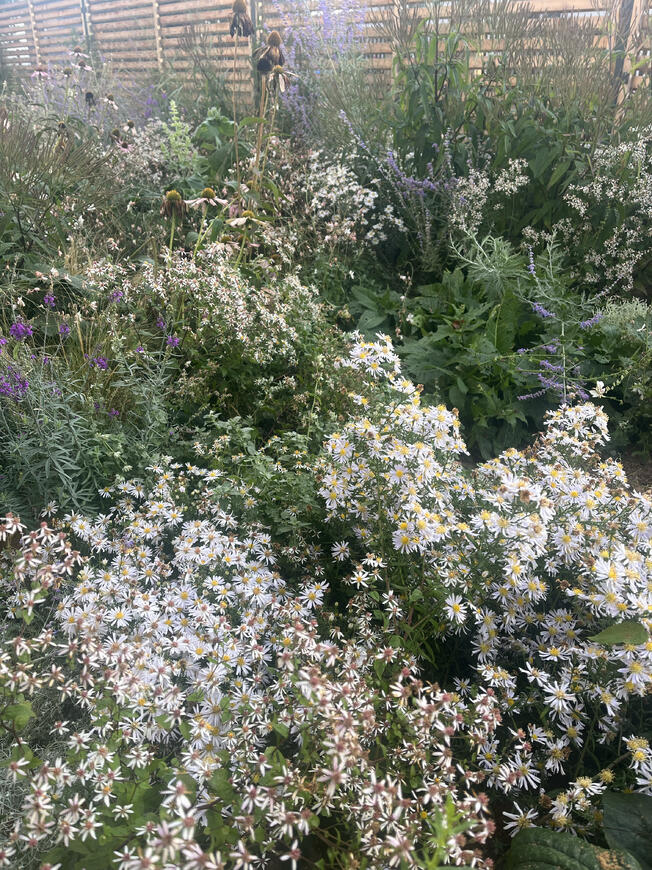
[0,0,37,68]
[0,0,649,99]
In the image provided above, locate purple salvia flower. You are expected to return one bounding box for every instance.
[579,313,602,330]
[531,302,555,319]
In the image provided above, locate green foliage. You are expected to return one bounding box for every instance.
[589,621,649,646]
[0,347,172,518]
[0,108,114,271]
[159,99,198,179]
[505,827,642,870]
[602,792,652,870]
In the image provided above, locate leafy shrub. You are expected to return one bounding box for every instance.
[0,271,173,517]
[319,335,652,838]
[86,245,347,433]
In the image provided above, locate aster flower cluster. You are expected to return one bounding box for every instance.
[84,245,336,417]
[319,334,651,834]
[0,458,498,868]
[302,151,407,251]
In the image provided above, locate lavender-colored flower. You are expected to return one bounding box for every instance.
[166,335,180,348]
[9,322,33,340]
[0,336,7,354]
[59,323,71,337]
[579,313,602,330]
[156,318,166,329]
[109,289,124,303]
[108,408,120,418]
[0,366,29,400]
[531,302,555,319]
[88,355,109,370]
[135,345,145,353]
[527,247,536,277]
[43,294,56,309]
[540,359,564,372]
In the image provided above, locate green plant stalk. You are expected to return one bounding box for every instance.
[168,213,176,264]
[253,76,268,180]
[193,205,208,259]
[259,95,278,183]
[232,32,242,199]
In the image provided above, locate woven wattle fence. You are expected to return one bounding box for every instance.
[0,0,649,99]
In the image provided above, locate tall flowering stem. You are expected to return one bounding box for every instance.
[253,74,268,181]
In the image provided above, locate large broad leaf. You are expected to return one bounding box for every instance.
[505,827,642,870]
[603,792,652,870]
[588,620,648,646]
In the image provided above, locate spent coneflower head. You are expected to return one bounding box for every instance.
[85,91,95,108]
[269,64,297,93]
[160,189,186,220]
[186,188,226,210]
[256,30,284,73]
[230,0,254,38]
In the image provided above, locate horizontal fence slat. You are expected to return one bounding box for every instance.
[1,0,649,98]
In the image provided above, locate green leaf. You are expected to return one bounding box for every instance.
[3,701,35,731]
[588,621,648,646]
[603,792,652,870]
[505,827,642,870]
[208,768,236,803]
[272,721,289,739]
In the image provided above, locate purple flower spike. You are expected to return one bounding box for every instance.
[531,302,555,319]
[9,322,33,340]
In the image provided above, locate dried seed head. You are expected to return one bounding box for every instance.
[267,30,282,47]
[233,0,247,13]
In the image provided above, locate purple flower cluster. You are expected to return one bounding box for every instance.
[531,302,555,319]
[86,354,109,370]
[9,322,33,340]
[0,366,29,400]
[43,294,56,309]
[109,289,124,303]
[166,335,180,348]
[579,312,602,330]
[386,150,441,199]
[59,323,71,338]
[527,247,536,277]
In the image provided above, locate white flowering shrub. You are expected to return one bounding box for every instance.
[320,335,652,836]
[1,336,650,869]
[0,465,498,869]
[269,148,407,258]
[82,245,343,427]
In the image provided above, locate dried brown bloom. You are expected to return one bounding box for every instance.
[160,189,186,220]
[230,0,254,38]
[255,30,284,74]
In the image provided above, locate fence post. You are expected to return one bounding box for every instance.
[26,0,41,66]
[80,0,93,54]
[152,0,164,71]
